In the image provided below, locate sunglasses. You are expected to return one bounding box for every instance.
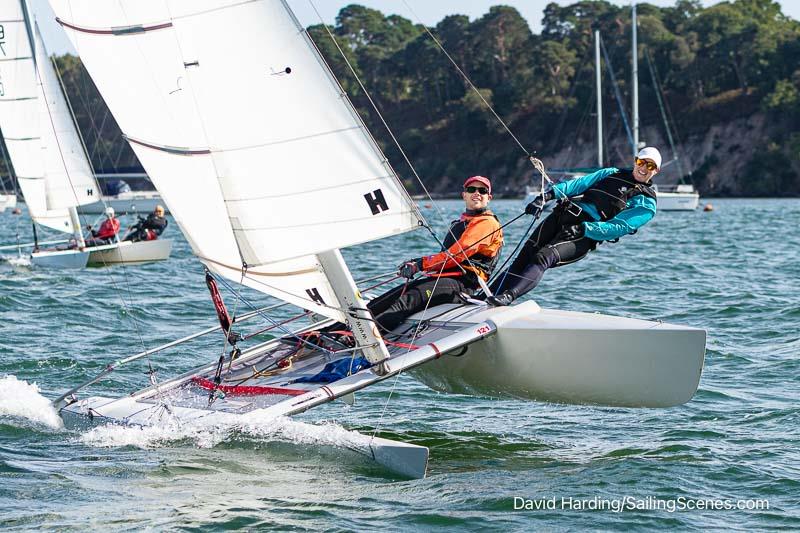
[635,158,658,171]
[464,186,489,195]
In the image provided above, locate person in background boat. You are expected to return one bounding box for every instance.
[123,204,168,242]
[84,206,121,247]
[367,175,504,331]
[487,147,660,306]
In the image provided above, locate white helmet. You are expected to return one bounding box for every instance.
[104,206,115,218]
[636,146,662,170]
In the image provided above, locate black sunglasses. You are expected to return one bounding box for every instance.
[464,186,489,195]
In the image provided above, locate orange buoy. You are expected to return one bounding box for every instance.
[424,203,432,208]
[703,203,713,212]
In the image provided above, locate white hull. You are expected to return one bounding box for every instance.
[55,300,704,477]
[657,191,700,211]
[407,301,705,408]
[79,192,165,215]
[59,396,428,479]
[86,239,172,266]
[0,194,17,212]
[30,248,89,268]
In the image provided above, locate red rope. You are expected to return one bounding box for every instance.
[190,376,305,396]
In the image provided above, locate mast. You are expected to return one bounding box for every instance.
[631,2,639,155]
[595,30,603,167]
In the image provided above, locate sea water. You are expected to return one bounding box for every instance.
[1,199,798,530]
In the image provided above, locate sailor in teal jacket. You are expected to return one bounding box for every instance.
[488,147,661,306]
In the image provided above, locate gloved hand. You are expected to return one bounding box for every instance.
[398,258,422,279]
[524,190,554,216]
[557,224,584,241]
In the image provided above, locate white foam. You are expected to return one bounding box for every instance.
[0,375,64,429]
[77,407,366,452]
[4,255,31,267]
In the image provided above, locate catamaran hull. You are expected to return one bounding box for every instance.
[656,191,700,211]
[86,239,173,266]
[79,192,165,215]
[406,301,706,408]
[59,396,429,479]
[0,194,17,212]
[30,248,89,268]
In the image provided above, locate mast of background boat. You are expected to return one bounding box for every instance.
[595,29,603,167]
[631,2,639,155]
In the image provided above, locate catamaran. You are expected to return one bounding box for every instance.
[0,1,172,267]
[47,0,705,478]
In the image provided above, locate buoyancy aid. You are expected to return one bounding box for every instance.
[422,210,503,283]
[580,169,657,221]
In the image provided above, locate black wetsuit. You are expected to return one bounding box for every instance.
[124,214,168,242]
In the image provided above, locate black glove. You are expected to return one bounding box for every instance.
[398,258,422,279]
[557,224,584,241]
[524,190,555,216]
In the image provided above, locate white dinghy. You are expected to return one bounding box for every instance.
[0,2,171,267]
[48,0,706,478]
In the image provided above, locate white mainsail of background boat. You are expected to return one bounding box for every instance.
[0,0,78,245]
[49,0,705,478]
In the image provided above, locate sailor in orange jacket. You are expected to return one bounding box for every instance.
[368,176,503,332]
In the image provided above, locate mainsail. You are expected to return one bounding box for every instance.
[51,0,423,321]
[0,0,98,233]
[33,20,98,210]
[0,0,68,231]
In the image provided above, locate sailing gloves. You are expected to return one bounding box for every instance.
[525,190,555,216]
[557,224,585,241]
[398,258,423,279]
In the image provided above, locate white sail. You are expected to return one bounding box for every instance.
[0,0,71,232]
[33,20,99,209]
[51,0,423,320]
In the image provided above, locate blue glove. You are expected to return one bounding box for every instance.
[398,258,422,279]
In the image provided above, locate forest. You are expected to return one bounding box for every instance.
[2,0,798,197]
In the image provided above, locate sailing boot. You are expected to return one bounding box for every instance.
[486,290,514,307]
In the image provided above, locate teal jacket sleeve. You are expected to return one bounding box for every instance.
[583,194,657,241]
[550,167,618,199]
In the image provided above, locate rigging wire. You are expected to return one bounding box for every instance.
[644,47,689,181]
[600,36,635,152]
[306,0,517,290]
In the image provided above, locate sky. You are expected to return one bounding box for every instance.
[32,0,800,56]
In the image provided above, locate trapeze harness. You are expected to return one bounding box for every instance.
[578,169,657,227]
[428,210,502,286]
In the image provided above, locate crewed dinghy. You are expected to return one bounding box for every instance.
[0,1,171,267]
[49,0,706,478]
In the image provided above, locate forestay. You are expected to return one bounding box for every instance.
[52,0,423,320]
[0,0,70,232]
[33,20,99,210]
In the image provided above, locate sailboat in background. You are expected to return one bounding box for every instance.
[0,1,172,267]
[47,0,705,478]
[631,4,699,211]
[0,137,18,211]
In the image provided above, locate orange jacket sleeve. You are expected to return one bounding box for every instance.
[421,215,502,274]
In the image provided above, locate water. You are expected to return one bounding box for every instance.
[1,199,798,530]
